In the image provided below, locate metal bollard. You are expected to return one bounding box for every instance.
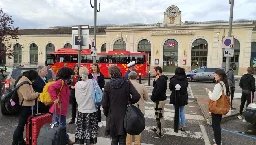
[174,84,181,133]
[148,71,150,86]
[139,73,142,84]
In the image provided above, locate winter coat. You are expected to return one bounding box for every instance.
[169,75,188,106]
[88,72,105,90]
[239,73,255,93]
[151,75,168,102]
[102,78,140,137]
[227,69,235,88]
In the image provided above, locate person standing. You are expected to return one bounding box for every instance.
[169,67,188,131]
[12,70,39,145]
[69,65,79,124]
[102,66,140,145]
[151,66,168,138]
[124,61,136,80]
[88,63,105,127]
[238,67,255,119]
[75,67,98,145]
[126,71,148,145]
[227,63,236,109]
[205,69,229,145]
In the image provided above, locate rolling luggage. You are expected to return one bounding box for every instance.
[37,103,66,145]
[243,92,256,125]
[25,100,52,145]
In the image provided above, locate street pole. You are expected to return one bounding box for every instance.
[78,25,82,68]
[225,0,234,71]
[90,0,100,63]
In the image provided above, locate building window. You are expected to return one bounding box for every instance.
[0,43,6,65]
[64,43,72,48]
[113,39,126,50]
[163,39,178,66]
[101,43,106,52]
[13,43,22,64]
[138,39,151,64]
[191,39,208,67]
[30,43,38,64]
[46,43,55,62]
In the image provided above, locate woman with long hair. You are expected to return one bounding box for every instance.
[69,65,79,124]
[205,69,229,145]
[88,63,105,127]
[48,67,74,145]
[12,70,39,145]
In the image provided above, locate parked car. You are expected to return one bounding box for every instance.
[187,67,224,82]
[1,65,37,115]
[243,103,256,126]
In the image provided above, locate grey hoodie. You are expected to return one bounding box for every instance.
[75,79,97,113]
[227,69,235,88]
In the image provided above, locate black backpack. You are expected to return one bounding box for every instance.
[124,81,145,135]
[2,81,30,114]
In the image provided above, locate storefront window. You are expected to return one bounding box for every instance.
[101,43,106,52]
[163,39,178,66]
[138,39,151,64]
[191,39,208,67]
[30,43,38,64]
[46,43,55,61]
[64,43,72,48]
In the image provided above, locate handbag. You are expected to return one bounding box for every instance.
[92,79,103,105]
[208,83,231,115]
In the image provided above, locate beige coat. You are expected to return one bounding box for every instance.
[17,76,39,106]
[130,80,148,114]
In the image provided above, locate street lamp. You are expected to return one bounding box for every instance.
[90,0,101,63]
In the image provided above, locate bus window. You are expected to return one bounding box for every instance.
[57,55,71,62]
[97,55,108,63]
[81,55,93,63]
[118,55,129,64]
[130,55,146,64]
[70,55,78,63]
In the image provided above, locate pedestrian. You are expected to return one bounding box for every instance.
[102,65,140,145]
[12,70,40,145]
[124,61,136,80]
[88,63,105,127]
[169,67,188,131]
[32,65,49,113]
[48,67,74,145]
[150,66,168,138]
[68,65,79,124]
[126,71,148,145]
[75,67,98,145]
[238,67,255,120]
[227,63,236,110]
[46,65,56,82]
[205,69,229,145]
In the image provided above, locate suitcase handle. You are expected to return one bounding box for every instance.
[52,101,62,127]
[31,98,39,116]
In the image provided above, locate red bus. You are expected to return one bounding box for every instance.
[46,48,149,78]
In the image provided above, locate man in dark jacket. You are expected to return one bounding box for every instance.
[124,61,136,80]
[151,66,168,138]
[227,63,236,109]
[238,67,255,119]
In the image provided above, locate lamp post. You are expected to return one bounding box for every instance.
[225,0,234,71]
[90,0,100,63]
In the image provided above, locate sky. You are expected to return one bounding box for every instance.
[0,0,255,29]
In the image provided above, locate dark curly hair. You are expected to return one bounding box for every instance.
[108,65,122,78]
[56,67,73,80]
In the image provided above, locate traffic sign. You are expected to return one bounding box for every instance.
[74,36,83,45]
[224,48,234,57]
[72,25,89,50]
[222,36,234,48]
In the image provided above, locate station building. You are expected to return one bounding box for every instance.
[1,5,256,75]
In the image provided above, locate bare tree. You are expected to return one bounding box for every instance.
[0,8,19,65]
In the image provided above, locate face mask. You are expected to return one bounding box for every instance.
[82,74,86,78]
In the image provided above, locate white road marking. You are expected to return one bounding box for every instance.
[188,84,195,98]
[199,125,211,145]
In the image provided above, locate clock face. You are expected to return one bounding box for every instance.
[169,8,177,17]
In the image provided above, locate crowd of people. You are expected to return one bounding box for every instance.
[10,61,255,145]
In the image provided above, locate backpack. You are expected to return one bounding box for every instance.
[92,79,103,105]
[38,80,64,104]
[124,81,145,135]
[3,81,30,114]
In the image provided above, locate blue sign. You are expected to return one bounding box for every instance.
[75,36,83,45]
[224,39,231,46]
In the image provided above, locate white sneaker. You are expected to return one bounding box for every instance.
[98,122,103,127]
[242,119,246,123]
[238,115,243,120]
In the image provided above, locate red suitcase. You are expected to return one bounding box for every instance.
[25,101,52,145]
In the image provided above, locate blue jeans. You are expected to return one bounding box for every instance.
[179,106,186,127]
[52,115,69,142]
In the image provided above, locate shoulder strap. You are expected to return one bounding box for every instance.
[57,80,64,99]
[15,81,31,90]
[219,82,225,95]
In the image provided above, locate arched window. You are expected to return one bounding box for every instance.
[30,43,38,64]
[163,39,178,67]
[13,43,22,64]
[251,42,256,70]
[113,39,126,50]
[191,39,208,67]
[138,39,151,64]
[101,43,106,52]
[0,43,6,65]
[64,43,72,48]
